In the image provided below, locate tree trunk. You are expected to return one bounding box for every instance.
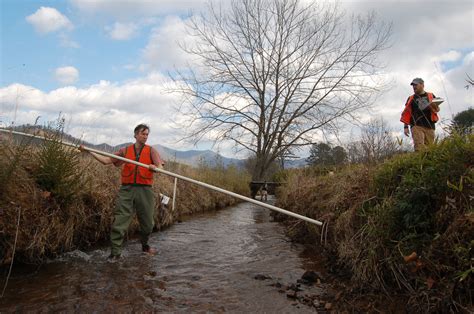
[252,154,267,181]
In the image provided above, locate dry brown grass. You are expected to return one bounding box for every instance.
[276,134,473,312]
[277,165,373,243]
[0,139,250,265]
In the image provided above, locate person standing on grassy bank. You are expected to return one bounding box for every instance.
[80,124,163,259]
[401,77,440,151]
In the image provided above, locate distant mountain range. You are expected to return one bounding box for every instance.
[152,144,245,168]
[4,125,307,169]
[75,142,244,168]
[90,143,307,169]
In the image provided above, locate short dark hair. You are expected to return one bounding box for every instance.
[134,124,150,136]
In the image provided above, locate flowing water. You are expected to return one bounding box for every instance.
[1,199,327,312]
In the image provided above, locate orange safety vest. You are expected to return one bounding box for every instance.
[121,144,154,186]
[400,92,439,125]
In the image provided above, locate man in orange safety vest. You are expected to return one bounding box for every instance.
[400,78,440,151]
[81,124,163,259]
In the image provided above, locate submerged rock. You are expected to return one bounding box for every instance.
[254,274,272,280]
[300,270,323,284]
[287,290,298,299]
[287,283,303,292]
[273,282,282,288]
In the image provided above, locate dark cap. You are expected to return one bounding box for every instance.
[410,78,424,85]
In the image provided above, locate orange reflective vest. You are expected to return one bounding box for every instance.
[121,144,154,186]
[400,92,438,125]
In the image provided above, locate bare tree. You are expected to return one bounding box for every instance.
[173,0,391,180]
[347,117,401,164]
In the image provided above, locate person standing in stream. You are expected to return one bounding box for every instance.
[80,124,164,259]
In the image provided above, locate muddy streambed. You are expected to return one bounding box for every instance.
[1,199,332,312]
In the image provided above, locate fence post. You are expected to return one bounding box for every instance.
[172,177,178,212]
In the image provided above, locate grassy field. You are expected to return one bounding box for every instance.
[0,134,250,265]
[276,133,473,312]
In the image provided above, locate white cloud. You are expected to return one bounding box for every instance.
[142,16,198,71]
[54,66,79,85]
[0,73,187,148]
[462,51,474,66]
[70,0,210,18]
[106,22,138,40]
[26,7,73,34]
[433,50,463,63]
[5,0,473,157]
[58,33,80,48]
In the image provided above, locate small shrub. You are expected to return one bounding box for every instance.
[34,131,83,206]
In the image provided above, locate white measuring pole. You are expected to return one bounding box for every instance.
[172,177,178,213]
[0,129,323,226]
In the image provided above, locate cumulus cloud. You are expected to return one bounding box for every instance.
[434,50,463,63]
[0,73,186,148]
[54,66,79,85]
[141,16,201,71]
[462,51,474,67]
[106,22,138,40]
[58,33,80,48]
[6,0,473,157]
[70,0,210,18]
[26,7,73,34]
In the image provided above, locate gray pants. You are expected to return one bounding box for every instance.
[110,185,155,256]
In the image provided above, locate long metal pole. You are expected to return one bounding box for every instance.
[0,129,323,226]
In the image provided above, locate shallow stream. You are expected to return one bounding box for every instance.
[1,199,327,312]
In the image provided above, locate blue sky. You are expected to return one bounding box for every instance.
[1,0,473,157]
[1,0,159,90]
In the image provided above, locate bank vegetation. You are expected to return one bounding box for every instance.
[276,132,473,312]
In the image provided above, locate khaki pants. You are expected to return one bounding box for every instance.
[110,185,155,256]
[412,125,435,151]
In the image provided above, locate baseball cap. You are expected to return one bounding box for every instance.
[410,78,424,85]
